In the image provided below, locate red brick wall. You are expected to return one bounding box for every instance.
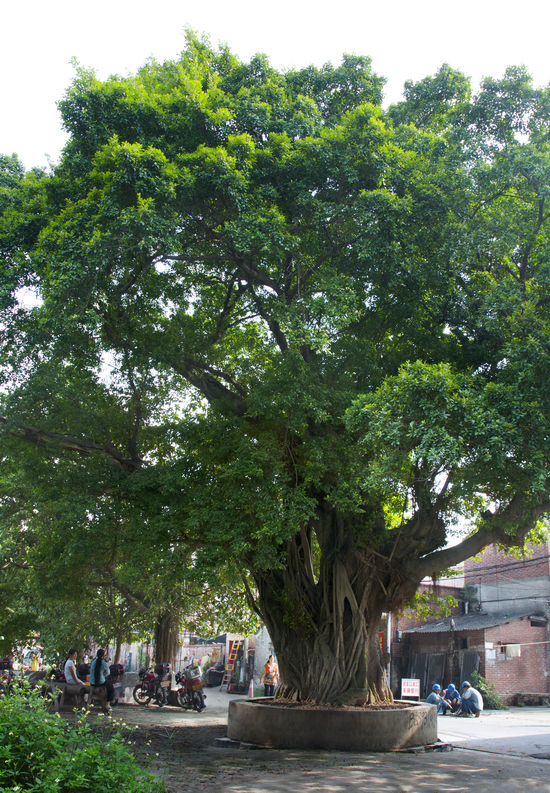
[464,542,550,584]
[485,617,548,704]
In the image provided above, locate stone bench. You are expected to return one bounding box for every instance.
[47,680,110,713]
[515,693,550,706]
[86,685,109,712]
[47,680,90,711]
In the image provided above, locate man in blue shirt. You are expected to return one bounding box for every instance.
[443,683,461,712]
[426,683,452,714]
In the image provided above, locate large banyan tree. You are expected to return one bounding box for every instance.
[2,35,550,702]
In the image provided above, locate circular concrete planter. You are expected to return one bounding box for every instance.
[228,698,437,752]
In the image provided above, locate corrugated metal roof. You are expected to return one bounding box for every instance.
[404,611,545,634]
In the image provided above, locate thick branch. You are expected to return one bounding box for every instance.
[185,359,247,397]
[246,285,289,352]
[0,416,142,472]
[87,578,149,613]
[410,494,550,580]
[241,575,264,620]
[169,362,248,416]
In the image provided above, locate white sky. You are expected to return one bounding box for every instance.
[2,0,550,171]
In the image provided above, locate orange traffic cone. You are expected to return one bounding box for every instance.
[247,678,254,698]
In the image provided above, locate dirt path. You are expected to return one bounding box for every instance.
[96,701,550,793]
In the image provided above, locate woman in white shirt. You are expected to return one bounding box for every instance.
[64,649,85,686]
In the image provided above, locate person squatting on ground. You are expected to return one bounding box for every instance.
[457,680,483,717]
[260,655,280,697]
[425,683,452,714]
[443,683,461,712]
[90,648,115,711]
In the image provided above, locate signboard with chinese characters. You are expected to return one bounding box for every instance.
[401,678,420,699]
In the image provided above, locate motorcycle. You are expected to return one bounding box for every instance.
[133,662,171,707]
[175,663,206,712]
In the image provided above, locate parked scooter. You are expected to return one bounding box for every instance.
[133,663,171,706]
[175,663,206,712]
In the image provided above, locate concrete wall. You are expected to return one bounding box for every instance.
[253,626,276,686]
[476,577,550,617]
[228,699,438,751]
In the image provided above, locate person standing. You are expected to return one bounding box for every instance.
[90,649,115,712]
[458,680,483,717]
[260,655,280,697]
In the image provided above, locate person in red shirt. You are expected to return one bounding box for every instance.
[260,655,280,697]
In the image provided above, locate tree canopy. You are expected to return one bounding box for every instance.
[1,33,550,701]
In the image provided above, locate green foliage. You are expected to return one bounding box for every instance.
[0,684,166,791]
[2,35,550,695]
[402,591,457,621]
[470,670,508,710]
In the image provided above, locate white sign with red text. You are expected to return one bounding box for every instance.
[401,678,420,698]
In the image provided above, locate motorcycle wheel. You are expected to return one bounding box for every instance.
[177,690,192,709]
[155,689,165,707]
[192,690,206,712]
[133,684,152,705]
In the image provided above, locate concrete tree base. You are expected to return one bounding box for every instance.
[228,699,437,752]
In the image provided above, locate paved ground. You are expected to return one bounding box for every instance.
[98,693,550,792]
[437,707,550,759]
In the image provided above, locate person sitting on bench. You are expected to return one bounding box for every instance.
[64,649,86,687]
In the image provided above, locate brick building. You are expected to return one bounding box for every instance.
[395,542,550,704]
[402,611,548,704]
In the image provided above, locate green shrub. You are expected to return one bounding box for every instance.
[0,684,166,792]
[470,671,508,710]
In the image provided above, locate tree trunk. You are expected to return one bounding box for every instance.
[154,609,178,667]
[114,626,123,664]
[253,501,420,704]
